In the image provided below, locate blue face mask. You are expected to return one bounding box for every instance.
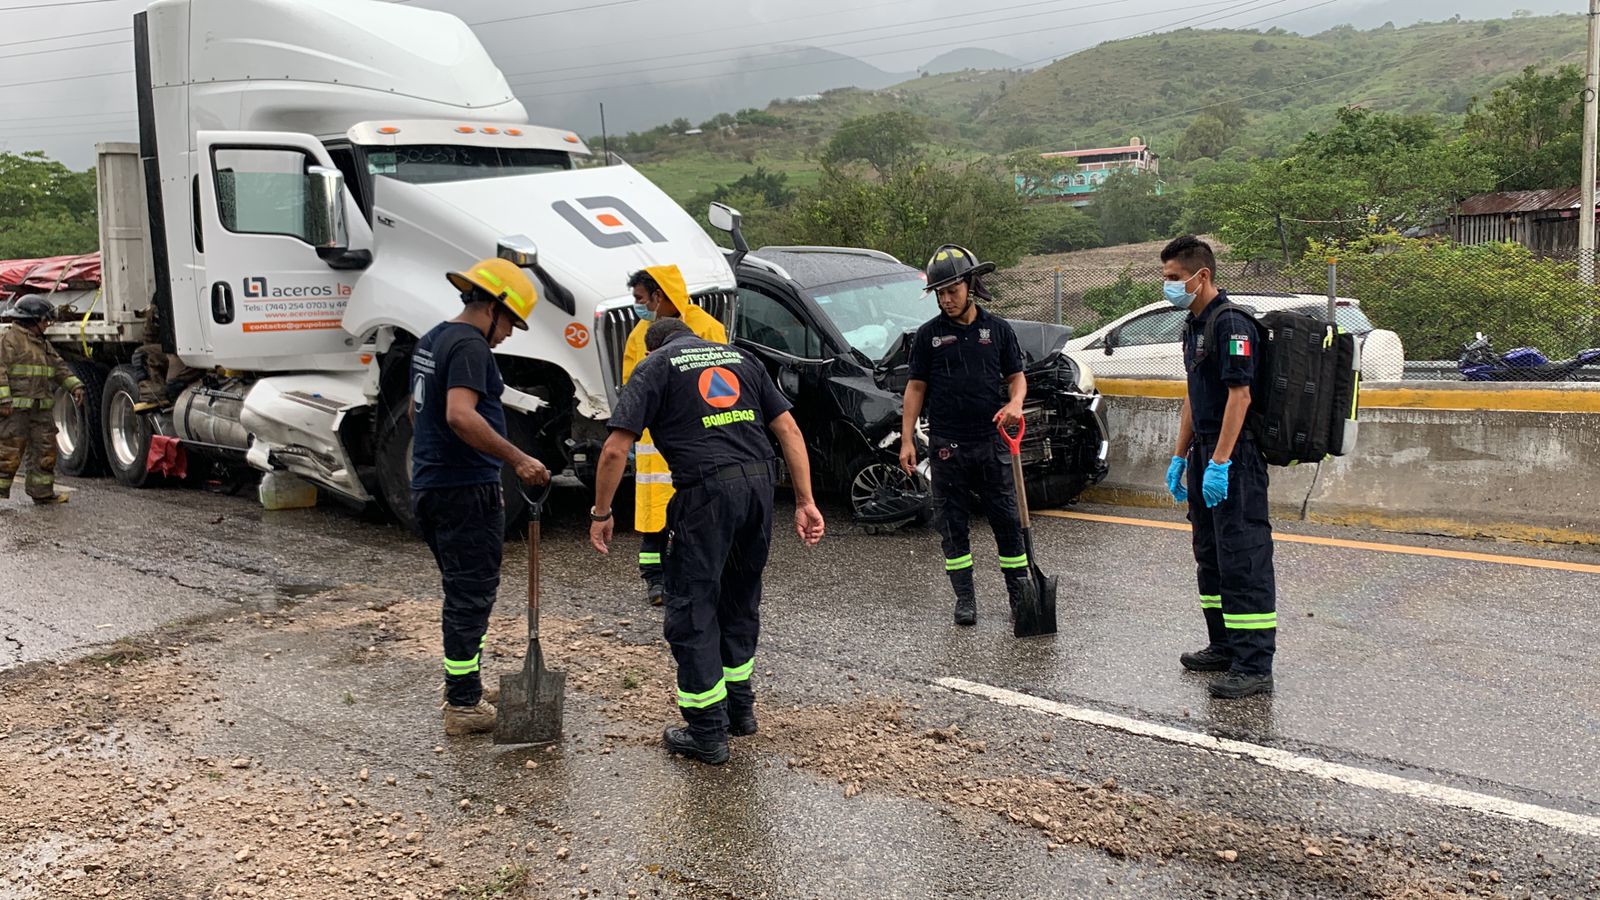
[633,303,655,322]
[1163,272,1200,309]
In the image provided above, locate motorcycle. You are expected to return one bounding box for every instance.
[1458,333,1600,382]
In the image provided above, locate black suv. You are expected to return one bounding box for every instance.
[709,205,1109,531]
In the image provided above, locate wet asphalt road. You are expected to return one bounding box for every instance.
[3,477,1599,897]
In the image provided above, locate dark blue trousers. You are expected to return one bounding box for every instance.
[1188,437,1277,676]
[416,483,505,707]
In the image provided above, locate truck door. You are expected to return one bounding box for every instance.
[195,131,373,368]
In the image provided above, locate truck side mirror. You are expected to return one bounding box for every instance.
[497,235,539,269]
[708,201,749,263]
[306,166,348,252]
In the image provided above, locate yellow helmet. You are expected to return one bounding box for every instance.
[446,258,537,330]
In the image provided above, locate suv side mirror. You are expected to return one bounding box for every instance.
[709,201,750,262]
[306,166,348,251]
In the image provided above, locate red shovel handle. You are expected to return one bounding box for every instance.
[996,416,1026,455]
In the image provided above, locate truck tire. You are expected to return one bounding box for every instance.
[374,400,419,535]
[56,358,108,477]
[102,364,155,488]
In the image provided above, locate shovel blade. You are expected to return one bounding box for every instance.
[493,664,565,745]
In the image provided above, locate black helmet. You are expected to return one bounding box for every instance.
[923,244,995,293]
[3,295,55,323]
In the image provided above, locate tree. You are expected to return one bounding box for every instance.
[1024,204,1102,255]
[1177,114,1231,161]
[1464,65,1585,191]
[774,159,1034,269]
[821,112,929,181]
[1091,171,1182,246]
[0,151,98,260]
[1185,107,1496,260]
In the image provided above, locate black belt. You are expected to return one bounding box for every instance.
[674,459,775,489]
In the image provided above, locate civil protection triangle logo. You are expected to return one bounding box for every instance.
[698,366,742,410]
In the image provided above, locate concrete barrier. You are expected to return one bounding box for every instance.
[1085,380,1600,545]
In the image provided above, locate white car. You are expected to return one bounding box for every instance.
[1064,292,1405,381]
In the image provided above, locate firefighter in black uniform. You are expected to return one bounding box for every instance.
[898,245,1030,627]
[588,317,826,765]
[1161,235,1277,700]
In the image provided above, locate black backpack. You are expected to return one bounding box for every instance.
[1200,303,1361,467]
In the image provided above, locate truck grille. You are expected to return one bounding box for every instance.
[596,290,739,405]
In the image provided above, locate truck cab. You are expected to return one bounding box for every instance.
[43,0,735,529]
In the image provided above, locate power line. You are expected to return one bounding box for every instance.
[520,0,1247,93]
[3,108,135,124]
[0,25,124,48]
[0,68,130,89]
[508,0,1127,80]
[467,0,645,28]
[545,0,957,60]
[0,0,119,11]
[0,37,130,60]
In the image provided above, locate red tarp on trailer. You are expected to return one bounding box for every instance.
[0,253,102,299]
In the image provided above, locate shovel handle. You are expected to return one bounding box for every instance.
[997,417,1026,456]
[517,479,554,523]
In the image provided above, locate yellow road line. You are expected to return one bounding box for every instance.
[1034,509,1600,575]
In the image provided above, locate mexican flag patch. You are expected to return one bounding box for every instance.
[1228,335,1251,357]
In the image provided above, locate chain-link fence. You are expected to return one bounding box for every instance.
[987,248,1600,383]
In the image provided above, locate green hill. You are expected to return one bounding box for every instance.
[981,15,1586,155]
[628,14,1587,203]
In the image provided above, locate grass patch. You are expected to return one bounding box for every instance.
[456,864,528,898]
[621,670,643,691]
[341,691,356,706]
[88,641,155,668]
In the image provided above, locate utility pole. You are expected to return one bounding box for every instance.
[1580,0,1600,283]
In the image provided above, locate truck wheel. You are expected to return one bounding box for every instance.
[374,401,419,535]
[56,358,108,477]
[102,364,154,488]
[847,454,930,535]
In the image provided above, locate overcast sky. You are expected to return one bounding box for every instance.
[0,0,1578,168]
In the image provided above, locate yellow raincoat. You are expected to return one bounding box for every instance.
[620,264,728,533]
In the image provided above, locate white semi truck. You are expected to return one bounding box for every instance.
[21,0,736,527]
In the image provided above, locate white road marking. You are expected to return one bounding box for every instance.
[935,677,1600,840]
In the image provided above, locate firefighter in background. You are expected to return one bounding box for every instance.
[621,265,729,606]
[0,296,84,504]
[898,245,1030,627]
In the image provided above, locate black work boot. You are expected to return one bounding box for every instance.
[663,726,729,765]
[1207,671,1274,699]
[1180,645,1234,672]
[1004,573,1035,624]
[949,569,977,626]
[728,712,758,737]
[646,579,665,606]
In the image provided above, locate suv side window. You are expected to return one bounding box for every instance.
[1114,308,1187,347]
[735,287,823,359]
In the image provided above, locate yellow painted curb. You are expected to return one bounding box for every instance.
[1096,378,1600,413]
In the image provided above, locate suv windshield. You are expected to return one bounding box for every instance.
[363,145,574,184]
[809,274,937,360]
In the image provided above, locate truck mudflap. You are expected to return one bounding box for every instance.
[238,373,372,502]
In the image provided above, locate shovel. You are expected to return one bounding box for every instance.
[998,419,1058,638]
[495,480,565,744]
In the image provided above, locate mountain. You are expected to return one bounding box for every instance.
[920,48,1025,75]
[980,14,1588,156]
[518,47,908,136]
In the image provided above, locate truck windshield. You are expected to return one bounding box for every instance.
[809,274,938,361]
[363,145,574,184]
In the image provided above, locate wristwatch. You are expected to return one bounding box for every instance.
[589,506,613,522]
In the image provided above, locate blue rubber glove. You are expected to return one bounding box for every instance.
[1165,456,1187,504]
[1202,459,1232,508]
